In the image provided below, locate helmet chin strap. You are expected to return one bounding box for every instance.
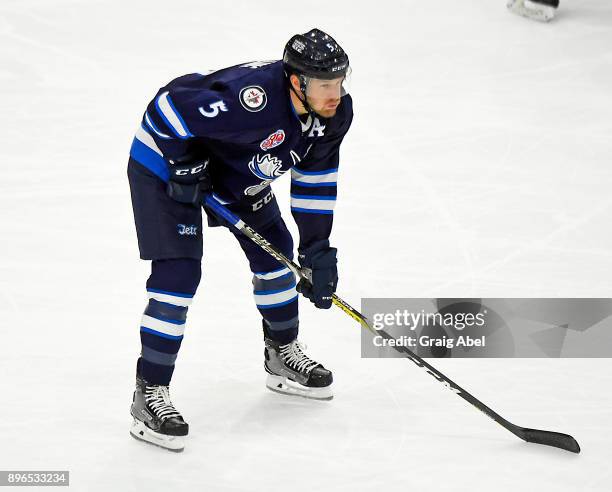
[289,74,316,119]
[289,73,331,125]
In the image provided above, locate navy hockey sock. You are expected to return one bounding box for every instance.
[253,266,299,344]
[138,259,201,385]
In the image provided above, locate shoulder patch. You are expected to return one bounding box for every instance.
[260,129,285,150]
[239,85,267,112]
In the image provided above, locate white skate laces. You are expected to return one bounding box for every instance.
[145,385,181,420]
[279,341,320,374]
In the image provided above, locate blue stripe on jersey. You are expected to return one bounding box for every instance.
[290,179,337,188]
[293,167,339,176]
[166,94,194,138]
[144,112,172,139]
[290,184,337,200]
[130,138,170,182]
[291,207,334,215]
[154,92,192,139]
[154,95,182,139]
[290,194,336,201]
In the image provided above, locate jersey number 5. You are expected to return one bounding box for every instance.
[199,100,228,118]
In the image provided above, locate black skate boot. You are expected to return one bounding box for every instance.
[263,326,333,400]
[130,374,189,452]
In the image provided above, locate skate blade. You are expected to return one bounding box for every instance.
[266,374,333,401]
[507,0,555,22]
[130,419,185,452]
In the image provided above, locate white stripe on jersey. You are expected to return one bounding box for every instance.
[144,112,171,139]
[291,168,338,185]
[157,91,190,138]
[135,125,163,156]
[290,197,336,211]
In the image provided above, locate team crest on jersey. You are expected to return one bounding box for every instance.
[260,130,285,151]
[248,154,284,180]
[240,85,267,112]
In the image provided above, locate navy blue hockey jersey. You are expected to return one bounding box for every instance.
[129,60,353,250]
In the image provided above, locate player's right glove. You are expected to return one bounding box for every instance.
[166,152,212,206]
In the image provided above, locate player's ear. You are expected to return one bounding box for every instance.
[289,74,302,94]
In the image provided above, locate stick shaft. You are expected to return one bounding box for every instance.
[203,194,579,452]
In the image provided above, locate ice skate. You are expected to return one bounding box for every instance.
[264,337,333,400]
[130,375,189,452]
[507,0,558,22]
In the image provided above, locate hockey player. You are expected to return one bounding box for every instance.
[127,28,353,451]
[507,0,559,22]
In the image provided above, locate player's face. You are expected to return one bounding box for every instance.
[306,76,344,118]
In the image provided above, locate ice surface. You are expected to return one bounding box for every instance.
[1,0,611,490]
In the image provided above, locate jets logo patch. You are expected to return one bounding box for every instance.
[240,85,267,112]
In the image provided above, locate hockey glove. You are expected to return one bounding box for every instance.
[297,240,338,309]
[166,153,212,206]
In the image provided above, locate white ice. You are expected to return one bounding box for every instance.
[1,0,611,491]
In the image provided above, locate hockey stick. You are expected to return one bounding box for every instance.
[203,193,581,454]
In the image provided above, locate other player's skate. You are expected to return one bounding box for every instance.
[130,374,189,452]
[507,0,559,22]
[264,336,333,401]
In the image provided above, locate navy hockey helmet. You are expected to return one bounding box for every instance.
[283,28,350,81]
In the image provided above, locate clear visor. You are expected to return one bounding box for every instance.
[303,66,352,101]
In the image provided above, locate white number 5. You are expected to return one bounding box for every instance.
[199,100,228,118]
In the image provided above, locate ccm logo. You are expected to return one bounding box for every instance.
[252,190,274,211]
[174,163,206,176]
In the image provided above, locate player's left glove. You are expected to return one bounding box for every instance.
[166,152,211,206]
[297,240,338,309]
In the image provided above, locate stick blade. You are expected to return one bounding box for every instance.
[518,427,580,453]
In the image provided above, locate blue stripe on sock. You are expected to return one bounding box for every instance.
[256,295,299,310]
[140,326,184,340]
